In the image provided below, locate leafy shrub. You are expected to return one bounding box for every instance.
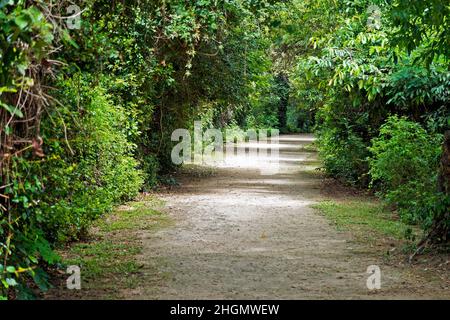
[318,127,369,186]
[1,157,61,299]
[287,106,315,133]
[316,102,371,186]
[0,0,289,299]
[142,155,160,190]
[1,75,144,297]
[39,75,144,242]
[369,116,444,225]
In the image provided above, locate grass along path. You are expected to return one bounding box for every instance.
[45,195,171,299]
[313,200,417,244]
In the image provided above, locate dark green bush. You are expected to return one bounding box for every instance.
[316,101,371,186]
[318,127,369,186]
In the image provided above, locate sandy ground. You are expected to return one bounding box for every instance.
[134,134,449,300]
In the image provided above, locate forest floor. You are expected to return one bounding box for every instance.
[46,134,449,300]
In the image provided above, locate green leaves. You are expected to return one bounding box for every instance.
[0,4,56,299]
[0,265,21,289]
[1,0,445,301]
[391,0,450,62]
[6,266,16,273]
[60,29,79,48]
[1,101,24,118]
[2,0,278,300]
[12,6,45,31]
[14,14,29,29]
[369,116,444,225]
[288,0,449,241]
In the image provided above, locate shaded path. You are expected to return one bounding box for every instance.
[136,135,448,299]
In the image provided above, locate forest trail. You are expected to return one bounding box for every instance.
[134,134,448,299]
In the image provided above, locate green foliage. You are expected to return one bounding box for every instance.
[39,75,143,242]
[1,0,58,298]
[0,1,53,89]
[391,0,450,63]
[369,116,444,226]
[317,116,370,186]
[0,156,61,297]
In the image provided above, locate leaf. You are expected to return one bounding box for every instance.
[0,101,24,118]
[28,255,38,264]
[14,15,30,30]
[27,6,43,23]
[34,235,60,264]
[61,29,79,49]
[6,266,16,273]
[32,269,51,292]
[1,279,9,289]
[0,86,17,94]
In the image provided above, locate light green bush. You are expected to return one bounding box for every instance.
[40,76,143,242]
[369,116,444,225]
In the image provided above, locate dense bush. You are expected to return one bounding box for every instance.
[369,116,444,226]
[39,76,143,242]
[1,0,61,299]
[317,111,370,186]
[0,74,144,298]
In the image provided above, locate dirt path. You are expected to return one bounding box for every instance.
[135,134,449,299]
